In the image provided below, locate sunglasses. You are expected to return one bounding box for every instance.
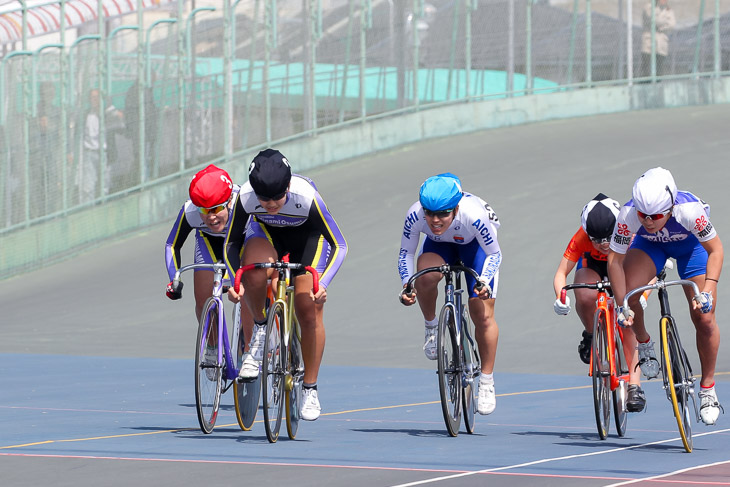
[636,208,671,221]
[424,209,453,218]
[256,191,287,202]
[589,236,611,244]
[199,203,228,215]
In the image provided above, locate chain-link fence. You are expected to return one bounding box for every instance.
[1,0,729,233]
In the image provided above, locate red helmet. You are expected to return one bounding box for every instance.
[189,165,233,208]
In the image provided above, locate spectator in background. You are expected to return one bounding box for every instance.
[640,0,676,78]
[75,88,102,204]
[33,82,60,216]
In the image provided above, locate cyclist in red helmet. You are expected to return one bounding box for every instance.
[164,165,255,339]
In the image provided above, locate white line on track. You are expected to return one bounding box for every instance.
[603,458,730,486]
[387,428,730,487]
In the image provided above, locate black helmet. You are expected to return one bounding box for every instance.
[581,193,620,240]
[248,149,292,198]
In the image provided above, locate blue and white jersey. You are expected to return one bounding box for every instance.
[610,190,715,255]
[398,192,502,285]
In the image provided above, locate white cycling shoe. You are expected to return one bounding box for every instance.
[478,382,496,415]
[699,387,723,425]
[301,388,321,421]
[423,325,437,361]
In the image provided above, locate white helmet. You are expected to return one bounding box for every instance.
[632,167,677,215]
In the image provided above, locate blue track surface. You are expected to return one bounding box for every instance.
[2,354,729,486]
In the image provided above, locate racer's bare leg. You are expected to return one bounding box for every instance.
[685,275,720,388]
[468,297,498,375]
[294,273,325,385]
[414,252,445,321]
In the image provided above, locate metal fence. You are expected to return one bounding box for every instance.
[1,0,729,233]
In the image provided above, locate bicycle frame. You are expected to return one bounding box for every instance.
[234,256,319,442]
[173,262,239,386]
[404,263,482,436]
[624,270,704,452]
[561,282,626,391]
[624,275,701,418]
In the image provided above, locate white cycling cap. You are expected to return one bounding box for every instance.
[632,167,677,215]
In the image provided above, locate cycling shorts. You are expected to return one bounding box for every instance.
[576,252,608,280]
[246,220,330,280]
[630,236,708,279]
[194,232,230,282]
[421,238,499,298]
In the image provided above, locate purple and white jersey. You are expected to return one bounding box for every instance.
[225,174,347,289]
[610,190,715,254]
[398,192,502,285]
[164,185,241,281]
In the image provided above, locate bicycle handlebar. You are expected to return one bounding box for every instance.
[402,264,485,298]
[171,262,228,294]
[560,281,612,304]
[233,261,320,295]
[623,279,705,314]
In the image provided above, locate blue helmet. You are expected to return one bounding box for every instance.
[419,173,463,212]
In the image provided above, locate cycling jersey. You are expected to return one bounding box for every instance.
[610,191,714,254]
[564,227,608,263]
[398,192,502,291]
[165,185,241,281]
[610,191,715,279]
[224,174,347,289]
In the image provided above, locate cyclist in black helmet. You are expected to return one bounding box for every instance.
[552,193,647,413]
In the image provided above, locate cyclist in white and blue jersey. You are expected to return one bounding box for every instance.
[607,167,723,425]
[398,173,501,416]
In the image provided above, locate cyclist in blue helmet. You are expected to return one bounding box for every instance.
[398,173,502,416]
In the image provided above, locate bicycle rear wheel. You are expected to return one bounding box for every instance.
[262,300,286,443]
[286,320,304,439]
[661,316,693,453]
[233,304,261,431]
[611,324,628,437]
[592,309,611,440]
[461,307,479,434]
[195,298,222,434]
[437,304,461,437]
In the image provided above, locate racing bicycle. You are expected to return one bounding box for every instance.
[402,263,483,437]
[561,280,629,439]
[235,255,319,443]
[623,265,708,453]
[170,262,261,434]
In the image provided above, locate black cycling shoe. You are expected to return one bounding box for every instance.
[578,331,592,365]
[626,384,647,412]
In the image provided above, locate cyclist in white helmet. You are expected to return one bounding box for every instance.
[398,173,501,415]
[607,167,723,425]
[552,193,646,412]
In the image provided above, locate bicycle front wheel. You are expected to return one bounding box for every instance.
[233,305,261,431]
[195,297,222,434]
[286,321,304,440]
[461,306,479,434]
[437,304,461,437]
[661,316,693,453]
[592,309,611,440]
[612,323,628,437]
[262,300,286,443]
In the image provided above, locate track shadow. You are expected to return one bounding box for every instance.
[511,430,703,452]
[351,427,486,438]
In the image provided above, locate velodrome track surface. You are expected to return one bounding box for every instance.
[1,105,730,486]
